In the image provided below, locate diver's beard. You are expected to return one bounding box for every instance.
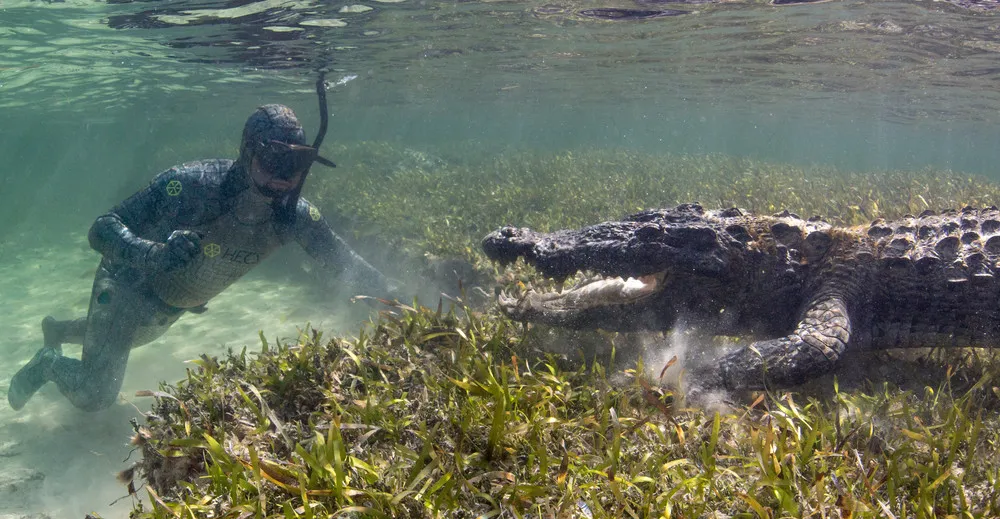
[252,175,303,199]
[245,157,305,200]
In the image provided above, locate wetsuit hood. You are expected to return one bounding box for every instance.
[236,75,335,228]
[238,104,312,227]
[239,104,308,175]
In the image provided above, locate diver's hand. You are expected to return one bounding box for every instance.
[149,230,203,272]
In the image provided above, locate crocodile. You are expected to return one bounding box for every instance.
[481,203,1000,390]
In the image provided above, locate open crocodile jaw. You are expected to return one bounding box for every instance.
[498,272,666,327]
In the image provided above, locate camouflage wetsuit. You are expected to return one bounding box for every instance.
[8,104,394,412]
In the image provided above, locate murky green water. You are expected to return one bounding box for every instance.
[1,0,999,516]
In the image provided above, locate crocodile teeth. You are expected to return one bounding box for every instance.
[622,275,660,298]
[497,273,665,319]
[554,274,663,306]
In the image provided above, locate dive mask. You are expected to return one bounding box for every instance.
[256,139,319,180]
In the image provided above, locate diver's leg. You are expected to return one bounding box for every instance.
[8,268,137,410]
[9,266,171,411]
[50,267,165,412]
[7,316,88,409]
[41,316,87,351]
[9,316,93,410]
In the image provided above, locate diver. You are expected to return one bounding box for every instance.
[8,77,400,412]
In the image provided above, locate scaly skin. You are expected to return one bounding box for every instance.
[482,203,1000,390]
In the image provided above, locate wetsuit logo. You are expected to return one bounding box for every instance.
[309,205,322,221]
[221,248,262,264]
[166,180,183,196]
[202,243,260,264]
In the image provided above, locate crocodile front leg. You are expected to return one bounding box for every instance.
[696,296,852,390]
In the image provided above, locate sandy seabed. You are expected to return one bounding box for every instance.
[0,232,370,518]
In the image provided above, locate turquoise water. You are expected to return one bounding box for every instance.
[2,0,1000,516]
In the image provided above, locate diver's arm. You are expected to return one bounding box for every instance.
[292,200,398,298]
[88,169,198,272]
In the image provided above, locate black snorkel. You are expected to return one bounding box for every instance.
[312,72,336,169]
[274,72,337,227]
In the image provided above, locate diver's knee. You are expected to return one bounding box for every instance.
[93,284,116,308]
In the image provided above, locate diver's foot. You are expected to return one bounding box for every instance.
[41,316,65,353]
[8,348,57,411]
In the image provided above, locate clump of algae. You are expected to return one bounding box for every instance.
[124,299,1000,518]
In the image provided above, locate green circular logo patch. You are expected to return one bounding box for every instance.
[166,180,182,196]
